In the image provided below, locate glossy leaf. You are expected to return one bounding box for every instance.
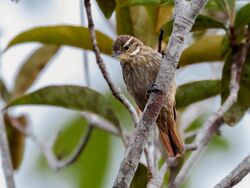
[5,25,113,55]
[130,163,148,188]
[96,0,116,18]
[221,55,250,126]
[119,0,161,7]
[163,15,226,37]
[13,45,59,97]
[176,80,221,109]
[234,3,250,30]
[116,0,134,35]
[6,85,120,127]
[179,35,224,66]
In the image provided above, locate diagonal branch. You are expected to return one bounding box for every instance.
[112,0,209,187]
[214,154,250,188]
[170,24,250,188]
[83,0,139,127]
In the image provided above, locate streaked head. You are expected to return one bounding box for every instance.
[112,35,143,60]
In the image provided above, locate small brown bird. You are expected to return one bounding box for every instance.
[112,35,184,157]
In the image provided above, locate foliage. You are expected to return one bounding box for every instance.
[1,0,250,187]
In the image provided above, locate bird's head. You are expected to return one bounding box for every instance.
[112,35,143,60]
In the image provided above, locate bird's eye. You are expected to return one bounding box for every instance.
[124,46,129,50]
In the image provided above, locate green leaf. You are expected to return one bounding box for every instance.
[176,80,221,109]
[184,113,208,132]
[192,14,226,31]
[213,0,235,16]
[36,117,111,188]
[163,15,226,37]
[13,45,59,97]
[130,163,148,188]
[234,3,250,30]
[221,54,250,126]
[179,35,224,66]
[130,6,157,47]
[116,1,134,35]
[209,135,230,151]
[119,0,161,7]
[96,0,116,18]
[5,25,113,55]
[0,79,11,102]
[6,85,120,126]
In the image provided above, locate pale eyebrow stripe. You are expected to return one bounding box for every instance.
[123,37,133,47]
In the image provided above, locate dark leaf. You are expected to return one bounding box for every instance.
[176,80,221,109]
[179,35,224,66]
[119,0,161,7]
[4,114,26,170]
[234,3,250,30]
[13,45,60,97]
[6,85,120,127]
[130,163,148,188]
[5,25,113,55]
[96,0,116,18]
[221,54,250,126]
[163,15,226,37]
[0,79,11,102]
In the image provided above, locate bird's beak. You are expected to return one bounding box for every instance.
[111,51,121,57]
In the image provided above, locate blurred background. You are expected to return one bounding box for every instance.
[0,0,250,187]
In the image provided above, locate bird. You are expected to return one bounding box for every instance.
[112,35,184,157]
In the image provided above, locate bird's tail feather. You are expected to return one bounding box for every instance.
[157,107,184,158]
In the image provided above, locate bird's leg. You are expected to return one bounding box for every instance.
[146,84,163,99]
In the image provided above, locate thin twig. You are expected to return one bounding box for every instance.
[10,116,93,170]
[158,29,164,53]
[214,154,250,188]
[81,112,120,136]
[170,24,250,188]
[83,0,139,127]
[0,116,16,188]
[112,0,209,187]
[79,0,90,86]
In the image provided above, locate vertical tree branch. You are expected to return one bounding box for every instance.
[112,0,209,187]
[0,117,16,188]
[83,0,139,127]
[214,154,250,188]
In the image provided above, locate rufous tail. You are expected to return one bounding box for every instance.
[157,107,184,158]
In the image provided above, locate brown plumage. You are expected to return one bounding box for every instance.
[112,35,184,157]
